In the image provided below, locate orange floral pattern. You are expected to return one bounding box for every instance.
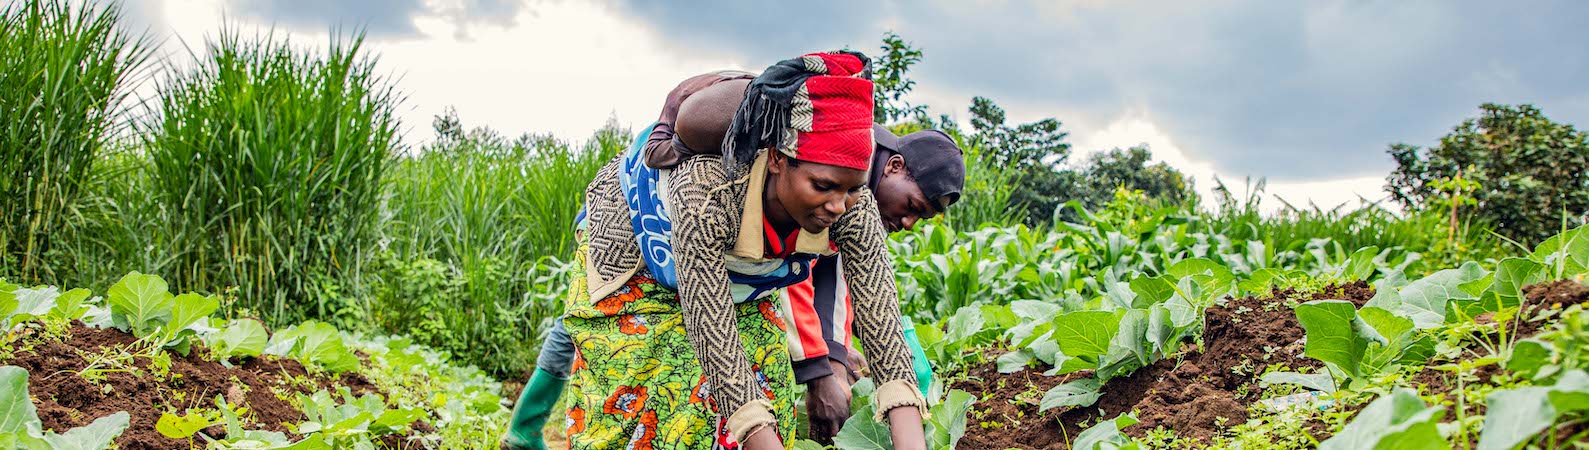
[603,385,649,419]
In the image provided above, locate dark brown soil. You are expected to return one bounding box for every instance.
[1513,279,1589,338]
[952,282,1376,450]
[10,321,398,450]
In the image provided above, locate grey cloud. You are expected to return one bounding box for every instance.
[226,0,529,39]
[601,0,1589,181]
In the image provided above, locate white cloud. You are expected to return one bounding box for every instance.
[1073,112,1394,215]
[136,0,748,145]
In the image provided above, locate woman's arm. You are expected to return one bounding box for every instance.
[829,189,928,444]
[669,157,779,446]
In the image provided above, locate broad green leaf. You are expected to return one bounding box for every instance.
[163,293,219,355]
[47,289,91,321]
[156,411,213,438]
[1478,386,1553,450]
[833,403,892,450]
[792,440,827,450]
[8,288,59,324]
[850,378,877,412]
[1167,258,1233,282]
[0,366,38,434]
[1320,388,1448,450]
[1458,273,1495,298]
[944,306,985,344]
[1547,370,1589,413]
[1505,339,1554,380]
[1259,371,1337,394]
[1163,293,1198,328]
[1144,304,1178,356]
[996,350,1034,374]
[1238,268,1286,295]
[980,305,1018,330]
[1072,413,1138,450]
[1052,311,1122,358]
[1028,331,1062,366]
[926,390,976,450]
[1395,262,1487,329]
[291,321,360,373]
[106,271,175,337]
[167,294,219,335]
[1110,309,1150,365]
[1129,276,1175,307]
[212,319,270,359]
[1476,372,1589,450]
[1048,351,1096,376]
[1039,378,1102,411]
[1295,301,1382,378]
[1489,258,1548,309]
[1343,246,1379,281]
[1531,224,1589,278]
[1359,306,1423,373]
[43,411,129,450]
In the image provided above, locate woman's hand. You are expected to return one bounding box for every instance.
[886,405,927,450]
[742,425,784,450]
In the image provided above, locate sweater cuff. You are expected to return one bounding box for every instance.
[793,357,835,384]
[872,379,928,422]
[727,399,779,444]
[824,339,851,368]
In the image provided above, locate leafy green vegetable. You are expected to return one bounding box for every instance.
[925,390,977,450]
[1367,262,1487,329]
[208,318,270,361]
[1052,310,1121,359]
[1071,412,1138,450]
[267,321,359,373]
[155,410,217,439]
[1,366,130,450]
[293,387,425,447]
[105,271,175,337]
[1319,388,1447,450]
[833,403,891,450]
[1295,300,1383,378]
[1530,223,1588,279]
[1504,339,1555,380]
[1478,369,1589,450]
[1039,378,1102,411]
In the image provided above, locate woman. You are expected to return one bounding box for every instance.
[559,51,927,450]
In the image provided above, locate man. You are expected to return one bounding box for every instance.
[503,73,966,450]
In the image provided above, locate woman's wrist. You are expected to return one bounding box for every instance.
[885,405,927,450]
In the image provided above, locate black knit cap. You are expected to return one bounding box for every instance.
[873,125,965,212]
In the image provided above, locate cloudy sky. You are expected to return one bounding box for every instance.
[113,0,1589,212]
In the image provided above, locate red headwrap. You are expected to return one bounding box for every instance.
[723,51,875,177]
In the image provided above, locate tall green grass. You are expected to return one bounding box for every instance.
[0,0,149,283]
[143,27,400,327]
[375,110,624,377]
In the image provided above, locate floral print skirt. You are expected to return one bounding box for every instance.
[560,241,798,450]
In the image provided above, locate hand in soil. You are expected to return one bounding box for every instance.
[806,369,853,444]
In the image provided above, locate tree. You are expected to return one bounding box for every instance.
[1077,146,1197,209]
[874,31,926,124]
[1385,103,1589,245]
[967,96,1070,170]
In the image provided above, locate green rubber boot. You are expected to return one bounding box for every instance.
[503,368,566,450]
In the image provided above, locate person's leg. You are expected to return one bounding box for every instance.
[503,319,576,450]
